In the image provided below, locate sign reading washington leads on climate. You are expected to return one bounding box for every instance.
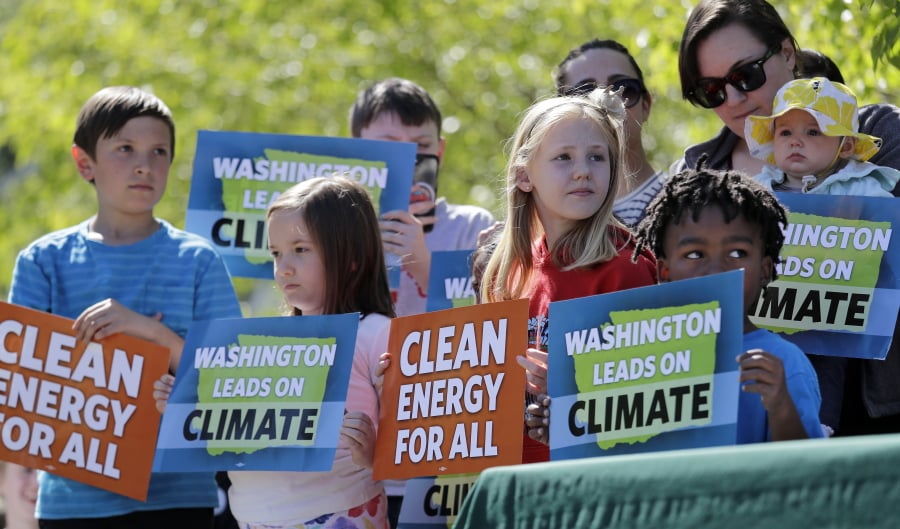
[548,271,744,460]
[153,313,358,472]
[426,250,477,312]
[184,130,415,287]
[750,194,900,360]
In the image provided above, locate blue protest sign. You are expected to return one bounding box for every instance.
[154,313,358,472]
[750,194,900,359]
[397,474,479,529]
[425,250,476,312]
[184,130,415,287]
[548,271,744,459]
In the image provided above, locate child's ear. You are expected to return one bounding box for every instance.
[71,145,95,183]
[515,167,533,192]
[838,137,857,159]
[656,259,670,283]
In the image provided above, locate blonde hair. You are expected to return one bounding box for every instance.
[482,88,628,302]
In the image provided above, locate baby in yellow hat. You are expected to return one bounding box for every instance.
[745,77,899,195]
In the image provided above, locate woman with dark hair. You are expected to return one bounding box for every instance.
[673,0,900,182]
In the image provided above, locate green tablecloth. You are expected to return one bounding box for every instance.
[454,434,900,528]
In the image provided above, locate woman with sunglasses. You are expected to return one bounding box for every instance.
[674,0,900,186]
[675,0,900,440]
[555,39,665,228]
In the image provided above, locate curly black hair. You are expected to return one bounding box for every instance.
[633,156,788,279]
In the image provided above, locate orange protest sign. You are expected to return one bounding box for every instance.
[0,301,169,501]
[374,299,528,481]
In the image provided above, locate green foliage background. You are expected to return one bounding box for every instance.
[1,0,897,300]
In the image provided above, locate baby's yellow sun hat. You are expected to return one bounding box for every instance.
[745,77,882,164]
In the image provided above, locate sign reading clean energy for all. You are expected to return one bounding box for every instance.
[0,301,168,500]
[375,299,528,480]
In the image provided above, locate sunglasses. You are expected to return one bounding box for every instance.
[561,78,645,108]
[689,45,781,108]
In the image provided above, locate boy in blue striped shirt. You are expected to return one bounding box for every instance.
[8,86,241,528]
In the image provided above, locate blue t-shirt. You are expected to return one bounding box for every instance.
[8,218,242,519]
[737,328,824,443]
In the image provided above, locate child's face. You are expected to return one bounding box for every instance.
[772,109,847,180]
[268,209,327,316]
[658,204,772,331]
[359,111,444,158]
[517,115,612,245]
[73,116,172,217]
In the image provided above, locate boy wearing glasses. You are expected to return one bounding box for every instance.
[349,77,495,319]
[555,39,665,227]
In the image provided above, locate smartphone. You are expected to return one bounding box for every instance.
[412,154,440,233]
